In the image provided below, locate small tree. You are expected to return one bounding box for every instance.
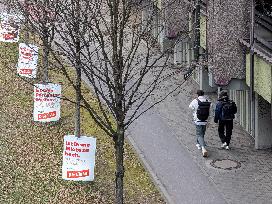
[12,0,185,203]
[15,0,61,82]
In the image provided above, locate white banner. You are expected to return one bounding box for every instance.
[33,83,61,122]
[17,43,39,78]
[62,135,96,181]
[0,13,21,42]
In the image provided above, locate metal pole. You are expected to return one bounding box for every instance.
[250,0,255,137]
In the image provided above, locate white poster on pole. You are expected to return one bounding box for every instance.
[62,135,96,181]
[0,13,21,42]
[33,83,61,122]
[17,43,39,78]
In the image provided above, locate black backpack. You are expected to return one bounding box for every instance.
[221,100,237,120]
[196,99,211,121]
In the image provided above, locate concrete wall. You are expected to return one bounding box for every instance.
[230,89,251,134]
[199,68,217,92]
[255,94,272,149]
[230,90,272,149]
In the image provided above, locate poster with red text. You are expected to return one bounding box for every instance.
[17,43,39,78]
[33,83,61,122]
[62,135,96,181]
[0,13,21,42]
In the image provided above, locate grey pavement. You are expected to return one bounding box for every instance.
[127,77,272,204]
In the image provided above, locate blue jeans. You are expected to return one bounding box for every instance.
[196,125,207,148]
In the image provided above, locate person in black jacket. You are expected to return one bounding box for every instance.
[214,90,237,150]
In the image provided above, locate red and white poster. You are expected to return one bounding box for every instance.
[0,13,21,42]
[33,83,61,122]
[17,43,39,78]
[62,135,96,181]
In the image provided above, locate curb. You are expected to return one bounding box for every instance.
[127,133,176,204]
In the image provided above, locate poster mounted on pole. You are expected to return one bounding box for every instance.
[17,43,39,78]
[33,83,61,122]
[62,135,96,181]
[0,13,21,42]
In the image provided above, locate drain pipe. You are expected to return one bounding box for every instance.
[250,0,255,137]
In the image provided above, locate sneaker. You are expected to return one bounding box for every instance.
[225,146,230,150]
[220,142,227,149]
[196,144,201,150]
[202,148,208,157]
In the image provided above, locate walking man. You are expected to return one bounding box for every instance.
[214,90,237,150]
[189,90,211,157]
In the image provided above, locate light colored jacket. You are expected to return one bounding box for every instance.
[189,96,210,125]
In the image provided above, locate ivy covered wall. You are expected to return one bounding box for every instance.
[207,0,250,86]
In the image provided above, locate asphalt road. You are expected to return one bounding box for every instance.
[128,107,227,204]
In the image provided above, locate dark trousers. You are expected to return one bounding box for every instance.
[218,120,233,146]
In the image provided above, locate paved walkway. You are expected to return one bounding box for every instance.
[128,76,272,204]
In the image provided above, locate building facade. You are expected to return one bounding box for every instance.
[141,0,272,149]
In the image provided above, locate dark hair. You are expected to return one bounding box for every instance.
[219,90,228,99]
[197,90,204,96]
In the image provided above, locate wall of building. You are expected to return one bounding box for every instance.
[255,94,272,149]
[163,0,190,37]
[230,89,251,134]
[143,0,190,51]
[207,0,250,86]
[200,15,206,49]
[246,54,272,103]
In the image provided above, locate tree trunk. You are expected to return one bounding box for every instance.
[42,37,49,82]
[74,0,81,138]
[24,0,29,43]
[74,45,81,138]
[114,125,125,204]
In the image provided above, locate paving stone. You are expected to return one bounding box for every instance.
[153,77,272,204]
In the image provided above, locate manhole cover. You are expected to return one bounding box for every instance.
[210,159,241,170]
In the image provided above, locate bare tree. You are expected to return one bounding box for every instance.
[11,0,188,203]
[15,0,61,82]
[53,2,182,202]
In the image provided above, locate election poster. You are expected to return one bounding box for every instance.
[17,43,39,78]
[62,135,97,181]
[33,83,61,122]
[0,13,21,42]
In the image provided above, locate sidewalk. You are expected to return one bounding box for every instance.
[128,76,272,204]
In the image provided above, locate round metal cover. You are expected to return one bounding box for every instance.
[210,159,241,170]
